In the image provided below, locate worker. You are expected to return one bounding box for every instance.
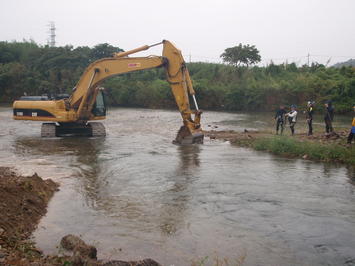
[347,104,355,144]
[306,101,315,136]
[274,105,287,135]
[324,101,334,133]
[286,105,298,135]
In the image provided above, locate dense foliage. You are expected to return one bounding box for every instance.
[1,41,354,113]
[0,41,122,102]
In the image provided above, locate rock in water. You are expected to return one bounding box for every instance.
[61,234,86,251]
[60,234,161,265]
[61,234,97,259]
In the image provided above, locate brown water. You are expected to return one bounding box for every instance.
[1,107,355,266]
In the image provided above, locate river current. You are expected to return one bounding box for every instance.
[0,107,354,265]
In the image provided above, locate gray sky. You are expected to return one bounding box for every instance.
[1,0,354,65]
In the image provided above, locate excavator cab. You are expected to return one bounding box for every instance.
[92,90,106,117]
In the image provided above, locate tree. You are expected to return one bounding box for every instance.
[90,43,123,61]
[220,43,261,67]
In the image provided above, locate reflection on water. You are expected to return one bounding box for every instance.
[159,145,201,236]
[1,107,355,265]
[176,145,201,172]
[347,167,355,186]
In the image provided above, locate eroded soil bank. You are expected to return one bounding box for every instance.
[0,167,160,266]
[0,167,60,265]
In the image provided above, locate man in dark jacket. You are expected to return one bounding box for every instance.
[306,101,315,135]
[274,105,287,135]
[324,101,334,133]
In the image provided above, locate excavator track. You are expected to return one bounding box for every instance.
[90,122,106,137]
[41,123,57,137]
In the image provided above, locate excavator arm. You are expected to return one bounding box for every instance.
[69,40,203,143]
[70,56,165,120]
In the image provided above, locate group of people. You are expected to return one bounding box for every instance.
[274,104,298,135]
[274,100,345,137]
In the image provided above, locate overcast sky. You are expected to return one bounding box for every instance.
[1,0,354,65]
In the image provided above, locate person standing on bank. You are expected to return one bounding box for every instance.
[306,101,315,136]
[324,101,334,133]
[274,105,287,135]
[347,105,355,144]
[286,105,298,135]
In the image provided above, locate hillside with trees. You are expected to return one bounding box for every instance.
[1,41,354,113]
[332,59,355,68]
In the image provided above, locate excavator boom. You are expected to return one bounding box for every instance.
[12,40,204,144]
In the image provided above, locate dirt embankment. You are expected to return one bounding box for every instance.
[204,129,264,143]
[204,129,351,146]
[0,167,161,266]
[0,167,58,264]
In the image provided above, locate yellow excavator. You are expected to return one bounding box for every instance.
[12,40,204,144]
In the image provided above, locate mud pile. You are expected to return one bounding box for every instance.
[0,167,58,264]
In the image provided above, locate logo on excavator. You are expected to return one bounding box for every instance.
[128,63,141,68]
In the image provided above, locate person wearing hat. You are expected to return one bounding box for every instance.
[306,101,315,136]
[347,105,355,144]
[285,105,298,135]
[274,105,287,135]
[324,101,334,133]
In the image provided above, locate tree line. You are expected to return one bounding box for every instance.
[0,41,354,113]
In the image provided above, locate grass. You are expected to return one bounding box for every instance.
[250,136,355,165]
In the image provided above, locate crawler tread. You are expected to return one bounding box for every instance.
[90,122,106,137]
[41,123,56,137]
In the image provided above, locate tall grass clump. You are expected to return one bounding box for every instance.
[253,136,355,165]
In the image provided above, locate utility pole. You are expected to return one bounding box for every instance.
[307,53,310,67]
[189,54,191,63]
[48,21,56,47]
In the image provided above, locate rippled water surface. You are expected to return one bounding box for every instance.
[1,107,355,266]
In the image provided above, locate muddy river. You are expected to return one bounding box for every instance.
[0,107,355,265]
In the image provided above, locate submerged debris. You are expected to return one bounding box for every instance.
[60,234,161,266]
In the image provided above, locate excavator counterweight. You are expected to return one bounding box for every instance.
[12,40,204,144]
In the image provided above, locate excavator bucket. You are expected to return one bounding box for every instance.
[173,126,204,145]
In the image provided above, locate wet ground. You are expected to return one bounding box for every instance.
[1,107,355,265]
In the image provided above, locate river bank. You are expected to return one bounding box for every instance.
[205,130,355,166]
[0,167,62,265]
[0,167,161,266]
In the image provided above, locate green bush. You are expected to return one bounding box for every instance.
[253,136,355,165]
